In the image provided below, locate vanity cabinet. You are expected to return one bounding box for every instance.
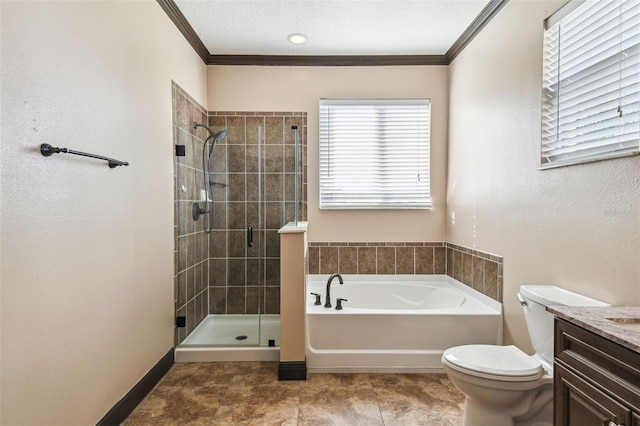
[554,318,640,426]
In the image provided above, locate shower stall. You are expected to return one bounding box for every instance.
[171,84,306,362]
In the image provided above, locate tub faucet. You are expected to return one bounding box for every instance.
[325,273,343,308]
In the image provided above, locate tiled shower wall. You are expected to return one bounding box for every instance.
[172,82,210,344]
[207,111,307,316]
[308,242,503,302]
[172,81,308,344]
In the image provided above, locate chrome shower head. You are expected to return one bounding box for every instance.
[193,122,228,157]
[213,129,228,145]
[209,129,228,157]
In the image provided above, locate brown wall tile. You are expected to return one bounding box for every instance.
[358,247,377,274]
[377,247,396,274]
[265,145,284,173]
[485,261,499,301]
[265,258,280,286]
[245,116,265,144]
[472,256,485,293]
[227,145,246,173]
[452,250,463,282]
[338,247,358,274]
[210,259,226,287]
[228,259,245,285]
[228,230,245,258]
[226,116,246,145]
[434,246,446,274]
[265,202,283,229]
[245,258,260,286]
[396,247,415,274]
[462,253,472,286]
[227,287,245,314]
[415,246,434,274]
[227,202,245,229]
[320,246,339,274]
[177,272,187,308]
[227,174,246,202]
[265,174,284,202]
[210,231,226,258]
[195,291,204,325]
[446,247,454,276]
[308,246,320,274]
[246,287,259,314]
[265,116,284,144]
[265,287,280,314]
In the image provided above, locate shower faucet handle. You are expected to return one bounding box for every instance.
[310,293,322,305]
[336,298,348,310]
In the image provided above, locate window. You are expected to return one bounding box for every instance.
[319,99,431,209]
[541,0,640,169]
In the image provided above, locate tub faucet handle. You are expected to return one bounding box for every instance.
[336,298,348,310]
[310,292,322,305]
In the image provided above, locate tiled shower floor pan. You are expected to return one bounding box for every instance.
[175,314,280,362]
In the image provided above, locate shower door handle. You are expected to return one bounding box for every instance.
[247,225,253,248]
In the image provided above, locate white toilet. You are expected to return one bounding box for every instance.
[442,285,609,426]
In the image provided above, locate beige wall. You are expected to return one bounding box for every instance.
[207,66,449,243]
[447,0,640,351]
[0,1,206,424]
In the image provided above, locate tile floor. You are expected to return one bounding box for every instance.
[124,362,464,425]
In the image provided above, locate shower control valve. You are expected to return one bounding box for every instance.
[192,202,207,221]
[310,293,322,305]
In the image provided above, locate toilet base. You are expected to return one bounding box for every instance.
[443,362,554,426]
[463,398,516,426]
[462,394,552,426]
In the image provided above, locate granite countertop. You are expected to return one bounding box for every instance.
[547,306,640,354]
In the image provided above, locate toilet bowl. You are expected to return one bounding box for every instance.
[441,285,609,426]
[442,344,553,426]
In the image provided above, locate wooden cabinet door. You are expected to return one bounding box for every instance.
[555,363,632,426]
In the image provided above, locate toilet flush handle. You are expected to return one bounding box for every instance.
[517,292,527,306]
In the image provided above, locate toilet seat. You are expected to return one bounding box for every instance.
[442,345,544,382]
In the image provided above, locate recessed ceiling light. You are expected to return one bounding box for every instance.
[287,33,307,44]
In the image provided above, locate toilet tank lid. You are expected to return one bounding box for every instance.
[519,285,610,307]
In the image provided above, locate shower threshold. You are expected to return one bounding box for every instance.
[175,314,280,362]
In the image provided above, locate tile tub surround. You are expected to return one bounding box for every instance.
[208,111,308,316]
[308,242,503,302]
[308,242,447,276]
[124,362,464,425]
[446,243,503,303]
[173,82,210,345]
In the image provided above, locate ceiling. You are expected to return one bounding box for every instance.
[161,0,508,65]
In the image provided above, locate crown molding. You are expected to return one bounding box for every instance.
[158,0,509,66]
[445,0,510,64]
[207,54,448,66]
[156,0,210,63]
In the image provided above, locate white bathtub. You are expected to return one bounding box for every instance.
[306,274,503,373]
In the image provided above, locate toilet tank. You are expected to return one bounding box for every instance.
[518,285,609,365]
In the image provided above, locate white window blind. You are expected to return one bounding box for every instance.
[541,0,640,168]
[319,99,431,209]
